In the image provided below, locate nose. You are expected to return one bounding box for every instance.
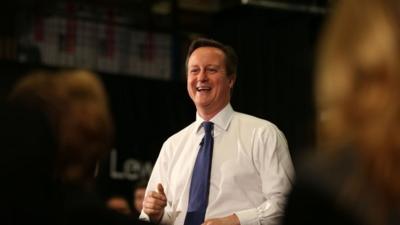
[198,69,208,81]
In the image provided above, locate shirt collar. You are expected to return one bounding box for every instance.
[195,103,234,133]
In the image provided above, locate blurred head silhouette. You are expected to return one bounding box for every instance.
[316,0,400,220]
[282,1,400,225]
[7,69,114,188]
[132,179,147,214]
[107,195,132,215]
[1,69,115,224]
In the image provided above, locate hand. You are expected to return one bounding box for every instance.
[202,214,240,225]
[143,183,167,223]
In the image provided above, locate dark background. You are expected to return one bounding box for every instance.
[0,0,328,206]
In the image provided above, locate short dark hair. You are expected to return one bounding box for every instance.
[185,38,238,77]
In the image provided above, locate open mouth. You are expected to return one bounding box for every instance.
[196,86,211,92]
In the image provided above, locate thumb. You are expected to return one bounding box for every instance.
[157,183,165,196]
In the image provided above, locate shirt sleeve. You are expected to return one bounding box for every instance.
[235,126,295,225]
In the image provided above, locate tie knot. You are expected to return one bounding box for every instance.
[202,122,213,134]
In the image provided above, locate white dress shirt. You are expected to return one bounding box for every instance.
[140,104,295,225]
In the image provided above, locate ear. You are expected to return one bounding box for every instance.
[229,75,236,88]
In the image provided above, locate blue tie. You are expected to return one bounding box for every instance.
[184,122,214,225]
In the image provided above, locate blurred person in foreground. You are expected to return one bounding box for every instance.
[0,69,151,225]
[140,38,295,225]
[107,195,132,215]
[132,179,148,216]
[282,0,400,225]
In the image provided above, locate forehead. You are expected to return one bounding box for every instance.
[188,47,225,66]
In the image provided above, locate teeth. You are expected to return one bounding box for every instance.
[196,87,211,91]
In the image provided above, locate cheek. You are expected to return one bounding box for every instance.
[187,79,194,93]
[219,79,233,93]
[187,77,196,88]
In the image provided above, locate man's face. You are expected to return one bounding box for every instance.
[187,47,235,116]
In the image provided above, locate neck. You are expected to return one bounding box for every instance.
[198,111,217,121]
[197,103,229,121]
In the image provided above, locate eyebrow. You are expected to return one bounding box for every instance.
[189,64,220,67]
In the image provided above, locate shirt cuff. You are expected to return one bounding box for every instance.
[139,211,150,222]
[139,211,170,225]
[235,208,259,225]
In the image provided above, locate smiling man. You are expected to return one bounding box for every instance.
[140,38,294,225]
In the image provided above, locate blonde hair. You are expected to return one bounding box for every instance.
[9,69,114,186]
[316,0,400,215]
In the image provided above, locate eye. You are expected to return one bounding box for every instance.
[205,67,218,74]
[189,68,200,75]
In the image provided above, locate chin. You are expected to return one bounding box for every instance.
[195,101,212,109]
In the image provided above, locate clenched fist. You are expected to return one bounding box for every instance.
[143,183,167,223]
